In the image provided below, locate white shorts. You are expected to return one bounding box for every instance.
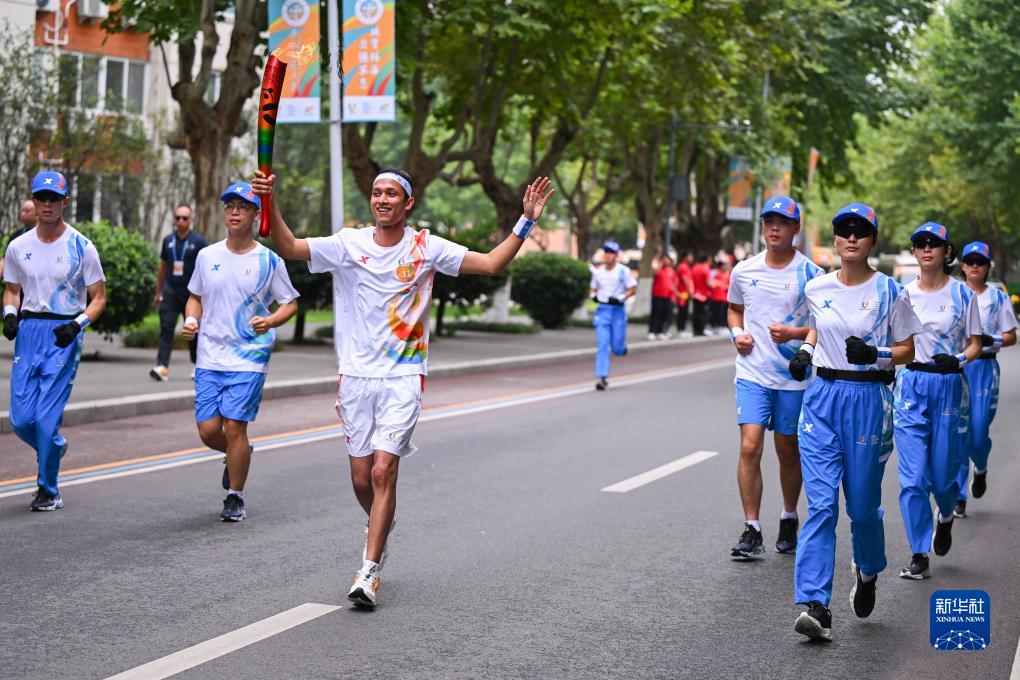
[339,374,424,458]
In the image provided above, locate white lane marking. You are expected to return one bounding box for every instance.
[602,450,719,493]
[104,602,340,680]
[0,358,732,499]
[1011,635,1020,680]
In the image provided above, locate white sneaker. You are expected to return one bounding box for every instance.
[680,331,692,338]
[149,365,169,381]
[647,333,657,340]
[190,369,196,380]
[347,569,380,607]
[362,517,395,568]
[657,333,671,340]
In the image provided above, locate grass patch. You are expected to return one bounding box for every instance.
[443,320,540,335]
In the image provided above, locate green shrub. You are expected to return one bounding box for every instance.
[444,319,540,334]
[76,221,157,336]
[122,325,188,349]
[509,252,591,329]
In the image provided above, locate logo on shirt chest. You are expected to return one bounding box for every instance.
[211,264,221,271]
[23,253,32,261]
[395,256,416,283]
[55,255,63,264]
[358,256,371,265]
[859,299,879,311]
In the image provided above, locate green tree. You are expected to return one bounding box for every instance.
[509,252,590,328]
[76,221,157,336]
[431,228,507,337]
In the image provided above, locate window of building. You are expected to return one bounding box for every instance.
[53,52,146,115]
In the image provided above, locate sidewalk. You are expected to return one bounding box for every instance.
[0,322,727,431]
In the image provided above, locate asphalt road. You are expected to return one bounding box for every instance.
[1,341,1017,679]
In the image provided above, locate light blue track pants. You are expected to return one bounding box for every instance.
[794,377,893,606]
[9,318,83,496]
[894,369,965,554]
[593,304,627,379]
[955,358,999,501]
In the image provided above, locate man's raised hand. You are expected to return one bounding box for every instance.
[251,170,277,197]
[523,177,555,221]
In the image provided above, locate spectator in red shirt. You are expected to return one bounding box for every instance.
[649,254,680,339]
[710,259,731,333]
[675,251,694,336]
[690,253,712,336]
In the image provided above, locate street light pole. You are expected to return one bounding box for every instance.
[663,110,678,256]
[327,0,344,234]
[751,70,770,255]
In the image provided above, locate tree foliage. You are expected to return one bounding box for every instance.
[509,252,591,329]
[76,221,157,336]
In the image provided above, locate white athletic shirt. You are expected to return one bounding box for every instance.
[905,278,981,363]
[974,285,1018,355]
[728,250,823,390]
[307,226,467,378]
[3,224,104,315]
[188,241,299,373]
[590,264,637,303]
[806,271,923,371]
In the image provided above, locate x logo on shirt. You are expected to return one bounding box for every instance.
[212,264,221,271]
[822,299,833,309]
[750,279,759,287]
[23,253,31,261]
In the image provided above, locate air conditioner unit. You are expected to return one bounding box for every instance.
[78,0,109,22]
[36,0,58,11]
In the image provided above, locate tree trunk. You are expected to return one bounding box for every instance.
[292,309,306,343]
[435,296,447,338]
[190,134,233,240]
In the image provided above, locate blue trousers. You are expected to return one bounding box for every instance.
[9,318,83,495]
[956,358,999,500]
[794,378,893,606]
[593,304,627,378]
[894,369,964,554]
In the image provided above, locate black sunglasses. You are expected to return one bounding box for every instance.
[912,237,945,250]
[174,215,190,221]
[33,191,64,204]
[961,257,989,267]
[833,220,874,240]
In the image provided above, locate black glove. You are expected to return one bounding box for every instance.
[788,349,813,381]
[53,321,81,348]
[607,297,624,306]
[591,295,599,303]
[845,335,878,365]
[932,353,961,373]
[981,334,995,347]
[3,314,18,341]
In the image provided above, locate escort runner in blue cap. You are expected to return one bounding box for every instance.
[787,201,923,641]
[953,241,1017,517]
[4,171,107,511]
[728,196,821,559]
[894,223,981,581]
[181,181,299,522]
[590,239,636,390]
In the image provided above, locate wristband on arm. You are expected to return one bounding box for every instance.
[876,347,893,366]
[954,352,969,368]
[185,316,199,327]
[75,313,90,330]
[801,343,815,357]
[512,215,536,240]
[992,334,1004,349]
[4,305,17,318]
[729,326,745,343]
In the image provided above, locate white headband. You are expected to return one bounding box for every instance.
[373,172,412,197]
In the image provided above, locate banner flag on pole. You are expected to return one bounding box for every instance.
[268,0,321,123]
[725,156,753,221]
[342,0,396,121]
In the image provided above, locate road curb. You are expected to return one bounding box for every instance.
[0,334,727,432]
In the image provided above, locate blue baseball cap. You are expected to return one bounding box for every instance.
[910,221,949,244]
[760,196,800,222]
[962,241,992,261]
[31,170,68,197]
[220,182,261,209]
[832,202,878,231]
[602,240,621,254]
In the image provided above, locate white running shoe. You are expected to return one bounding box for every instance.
[347,569,380,607]
[362,517,395,568]
[149,365,169,381]
[657,333,671,340]
[647,332,657,340]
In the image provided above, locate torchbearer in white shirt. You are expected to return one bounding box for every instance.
[893,223,982,580]
[181,182,299,523]
[726,197,822,559]
[251,167,554,608]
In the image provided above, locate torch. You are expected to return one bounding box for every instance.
[257,55,288,238]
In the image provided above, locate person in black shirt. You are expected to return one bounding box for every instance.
[150,204,207,381]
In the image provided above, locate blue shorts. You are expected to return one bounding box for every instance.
[735,378,805,435]
[194,369,267,423]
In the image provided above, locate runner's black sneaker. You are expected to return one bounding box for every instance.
[776,517,799,553]
[971,471,986,498]
[220,493,246,522]
[898,553,930,580]
[849,564,876,618]
[731,523,765,559]
[30,488,63,512]
[794,601,832,641]
[953,500,967,518]
[932,516,953,556]
[595,378,608,391]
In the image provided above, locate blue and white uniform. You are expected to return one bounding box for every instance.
[590,262,637,379]
[955,284,1017,499]
[188,241,298,422]
[894,278,980,554]
[728,250,822,435]
[794,271,922,606]
[3,224,105,496]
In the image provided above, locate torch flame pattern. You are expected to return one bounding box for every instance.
[383,231,432,364]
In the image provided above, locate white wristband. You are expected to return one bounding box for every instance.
[3,305,16,318]
[800,343,815,356]
[512,215,536,240]
[185,316,199,327]
[729,326,745,343]
[75,313,90,330]
[992,334,1004,349]
[876,347,893,366]
[955,352,969,368]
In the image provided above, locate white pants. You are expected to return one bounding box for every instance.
[339,375,423,458]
